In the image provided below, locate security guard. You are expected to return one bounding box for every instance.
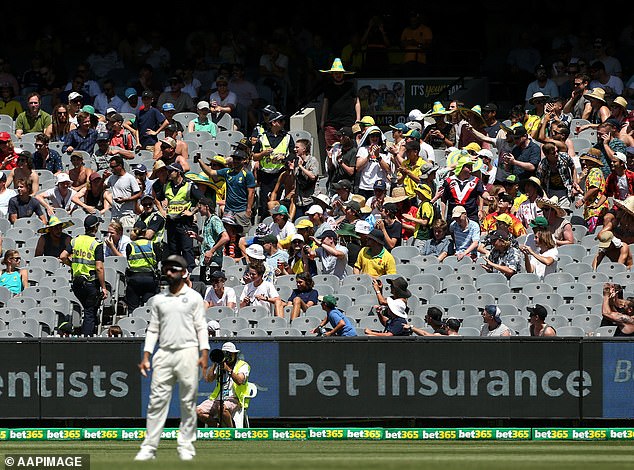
[125,219,159,311]
[251,111,295,219]
[155,162,203,272]
[62,214,108,336]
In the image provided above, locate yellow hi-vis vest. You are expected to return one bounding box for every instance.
[127,239,157,273]
[165,181,192,218]
[71,234,101,280]
[259,133,290,172]
[209,359,251,408]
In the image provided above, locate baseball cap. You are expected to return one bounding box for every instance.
[96,132,109,141]
[246,244,265,260]
[390,122,409,133]
[207,320,221,335]
[68,91,82,101]
[231,149,248,161]
[320,295,338,307]
[403,129,422,139]
[197,101,210,110]
[408,109,425,121]
[482,103,498,112]
[527,304,548,320]
[160,137,177,149]
[344,200,362,214]
[451,205,467,218]
[164,254,187,270]
[161,102,175,112]
[373,180,387,191]
[55,173,72,185]
[530,216,549,229]
[89,172,102,182]
[107,113,124,123]
[614,152,627,163]
[124,88,138,99]
[270,204,289,216]
[355,220,372,235]
[291,234,305,243]
[132,164,147,174]
[337,126,353,138]
[295,219,313,230]
[141,90,153,99]
[0,132,11,142]
[133,219,147,231]
[254,223,271,237]
[331,180,352,191]
[260,234,278,245]
[356,116,375,127]
[106,107,117,115]
[489,229,510,242]
[484,304,502,323]
[306,204,324,215]
[209,270,227,281]
[317,229,337,240]
[166,162,184,173]
[221,342,240,353]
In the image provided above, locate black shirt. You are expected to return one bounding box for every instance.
[322,81,358,128]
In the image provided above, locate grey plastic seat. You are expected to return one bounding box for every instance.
[452,304,481,318]
[461,316,484,329]
[409,283,437,301]
[594,325,616,337]
[257,316,288,332]
[509,273,541,291]
[21,285,53,300]
[429,293,462,310]
[544,272,576,287]
[558,244,588,262]
[555,303,590,321]
[409,274,441,293]
[8,317,41,337]
[500,314,525,334]
[131,306,152,321]
[392,246,421,263]
[269,327,303,337]
[236,327,268,337]
[341,274,373,289]
[456,262,488,277]
[497,304,520,316]
[556,282,588,301]
[117,316,148,335]
[396,263,421,279]
[37,276,70,293]
[0,307,23,323]
[572,293,603,311]
[571,314,602,333]
[596,262,627,277]
[0,329,26,338]
[521,282,553,298]
[291,315,322,333]
[474,272,508,289]
[345,305,374,322]
[458,326,481,337]
[445,283,477,296]
[355,293,379,306]
[6,296,38,313]
[444,273,475,288]
[410,254,439,267]
[219,316,250,333]
[275,285,293,302]
[557,326,587,337]
[333,294,353,312]
[546,315,570,329]
[422,263,455,279]
[312,274,340,292]
[336,283,368,298]
[498,292,530,310]
[463,292,496,308]
[531,292,565,310]
[485,283,512,299]
[25,307,58,334]
[562,262,594,279]
[357,316,383,330]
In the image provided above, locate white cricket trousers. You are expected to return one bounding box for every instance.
[140,346,200,454]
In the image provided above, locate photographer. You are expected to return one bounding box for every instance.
[313,295,357,337]
[286,234,318,276]
[196,342,250,428]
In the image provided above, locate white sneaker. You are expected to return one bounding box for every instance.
[178,449,195,461]
[134,448,156,461]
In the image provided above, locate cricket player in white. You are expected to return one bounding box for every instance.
[135,255,210,461]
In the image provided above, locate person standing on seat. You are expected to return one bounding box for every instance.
[135,254,209,461]
[61,214,108,336]
[125,219,159,311]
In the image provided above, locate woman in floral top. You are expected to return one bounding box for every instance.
[575,150,609,233]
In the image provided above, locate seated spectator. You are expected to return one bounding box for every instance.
[409,315,463,336]
[71,172,108,215]
[7,178,47,224]
[285,234,317,276]
[204,270,237,311]
[32,134,64,174]
[312,295,357,337]
[374,202,402,250]
[536,195,575,246]
[0,249,28,295]
[481,192,526,237]
[480,305,513,336]
[0,131,19,171]
[268,203,296,249]
[68,151,94,190]
[336,222,363,271]
[286,272,319,321]
[311,229,348,280]
[239,262,282,317]
[35,172,77,216]
[527,304,557,337]
[519,216,558,280]
[448,205,480,261]
[188,101,218,137]
[417,218,454,261]
[364,276,411,336]
[593,231,633,270]
[6,150,39,195]
[482,229,523,279]
[34,215,73,259]
[353,228,397,277]
[408,306,449,336]
[260,233,290,279]
[104,220,131,257]
[107,325,123,338]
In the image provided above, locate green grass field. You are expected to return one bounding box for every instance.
[0,441,632,469]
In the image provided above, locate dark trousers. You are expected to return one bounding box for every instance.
[257,170,282,219]
[72,277,101,336]
[125,272,159,310]
[166,217,196,272]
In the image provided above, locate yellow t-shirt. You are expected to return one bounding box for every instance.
[402,157,426,198]
[355,247,397,277]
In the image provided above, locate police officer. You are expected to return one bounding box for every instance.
[138,193,166,261]
[125,219,159,311]
[251,111,295,220]
[63,214,108,336]
[155,162,203,272]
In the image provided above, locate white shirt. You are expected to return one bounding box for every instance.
[529,246,558,280]
[144,284,209,353]
[357,146,391,191]
[0,188,17,217]
[480,322,514,336]
[317,244,348,280]
[107,172,141,218]
[41,186,77,212]
[239,280,279,313]
[269,220,296,243]
[204,286,237,309]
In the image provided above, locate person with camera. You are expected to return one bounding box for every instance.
[286,234,318,276]
[187,197,229,283]
[602,282,634,336]
[135,255,209,461]
[196,342,250,428]
[364,276,411,336]
[313,295,357,337]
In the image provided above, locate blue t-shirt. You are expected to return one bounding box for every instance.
[288,288,319,305]
[216,167,256,213]
[135,107,166,147]
[327,308,357,336]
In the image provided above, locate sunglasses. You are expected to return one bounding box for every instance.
[163,265,184,273]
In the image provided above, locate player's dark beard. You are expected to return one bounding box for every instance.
[167,273,182,288]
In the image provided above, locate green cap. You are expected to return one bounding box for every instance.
[336,223,360,239]
[530,216,549,229]
[320,295,338,307]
